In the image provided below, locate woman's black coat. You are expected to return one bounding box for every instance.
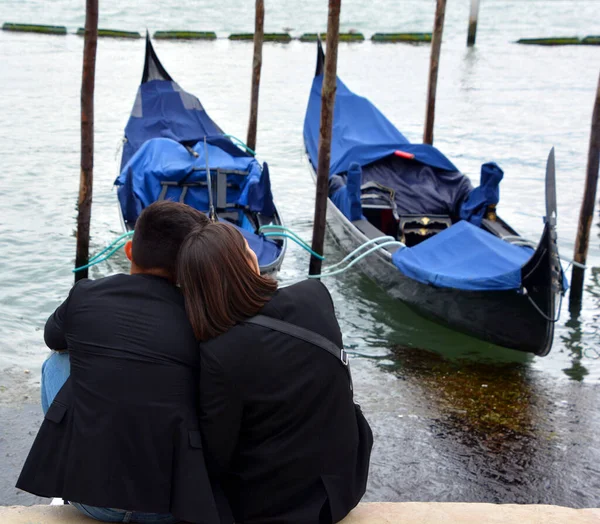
[199,279,373,524]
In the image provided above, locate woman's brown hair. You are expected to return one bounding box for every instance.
[177,222,278,341]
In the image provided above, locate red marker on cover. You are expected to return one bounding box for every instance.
[394,150,415,159]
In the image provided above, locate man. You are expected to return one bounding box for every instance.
[17,201,227,524]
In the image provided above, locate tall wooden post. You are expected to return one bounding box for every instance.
[246,0,264,152]
[309,0,341,276]
[467,0,480,47]
[74,0,98,282]
[569,71,600,310]
[423,0,447,145]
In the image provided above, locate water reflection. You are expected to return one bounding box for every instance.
[561,315,589,382]
[349,272,531,363]
[459,47,480,94]
[562,266,600,376]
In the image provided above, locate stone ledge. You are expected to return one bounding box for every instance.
[0,502,599,523]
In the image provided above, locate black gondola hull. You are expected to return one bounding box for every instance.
[322,183,558,356]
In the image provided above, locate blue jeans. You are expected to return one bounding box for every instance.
[41,352,179,524]
[69,503,180,523]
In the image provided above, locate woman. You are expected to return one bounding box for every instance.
[178,222,373,524]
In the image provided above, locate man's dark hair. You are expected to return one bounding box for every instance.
[132,201,209,280]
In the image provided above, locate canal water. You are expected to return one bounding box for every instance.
[1,0,599,509]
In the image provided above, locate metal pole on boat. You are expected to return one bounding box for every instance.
[467,0,480,47]
[74,0,98,282]
[309,0,341,276]
[246,0,264,152]
[423,0,447,145]
[569,71,600,312]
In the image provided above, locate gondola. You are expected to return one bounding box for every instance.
[303,41,564,356]
[115,35,286,275]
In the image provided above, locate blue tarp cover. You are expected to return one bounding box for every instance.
[303,74,458,176]
[121,80,223,171]
[392,221,534,291]
[330,162,365,221]
[228,220,281,268]
[115,138,280,267]
[115,138,274,222]
[460,162,504,227]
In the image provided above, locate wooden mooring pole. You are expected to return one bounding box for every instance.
[309,0,341,276]
[246,0,264,152]
[74,0,98,282]
[423,0,447,145]
[467,0,480,47]
[569,71,600,311]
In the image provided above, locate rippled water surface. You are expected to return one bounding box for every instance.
[1,0,599,509]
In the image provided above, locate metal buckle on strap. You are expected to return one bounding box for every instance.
[340,349,349,366]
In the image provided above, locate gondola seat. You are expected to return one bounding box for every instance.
[392,220,534,291]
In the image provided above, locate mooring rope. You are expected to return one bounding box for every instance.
[71,223,581,326]
[72,231,134,273]
[502,235,586,269]
[522,286,564,323]
[223,134,257,157]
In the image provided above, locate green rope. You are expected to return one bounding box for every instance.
[262,232,325,260]
[72,231,134,273]
[223,134,257,156]
[258,225,314,251]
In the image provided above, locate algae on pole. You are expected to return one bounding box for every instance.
[154,31,217,40]
[2,23,67,35]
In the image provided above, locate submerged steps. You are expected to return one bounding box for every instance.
[583,36,600,45]
[6,24,596,47]
[372,32,432,43]
[299,32,365,42]
[2,23,67,35]
[154,30,217,40]
[76,28,141,39]
[229,32,292,42]
[517,36,600,45]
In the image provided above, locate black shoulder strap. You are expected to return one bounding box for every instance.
[245,315,352,390]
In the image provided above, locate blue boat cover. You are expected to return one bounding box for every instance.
[115,137,274,222]
[392,221,534,291]
[115,138,280,267]
[303,74,458,176]
[228,219,281,268]
[121,79,223,171]
[460,162,504,227]
[330,162,365,221]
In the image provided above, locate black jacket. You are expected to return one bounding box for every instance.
[17,274,226,524]
[199,279,373,524]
